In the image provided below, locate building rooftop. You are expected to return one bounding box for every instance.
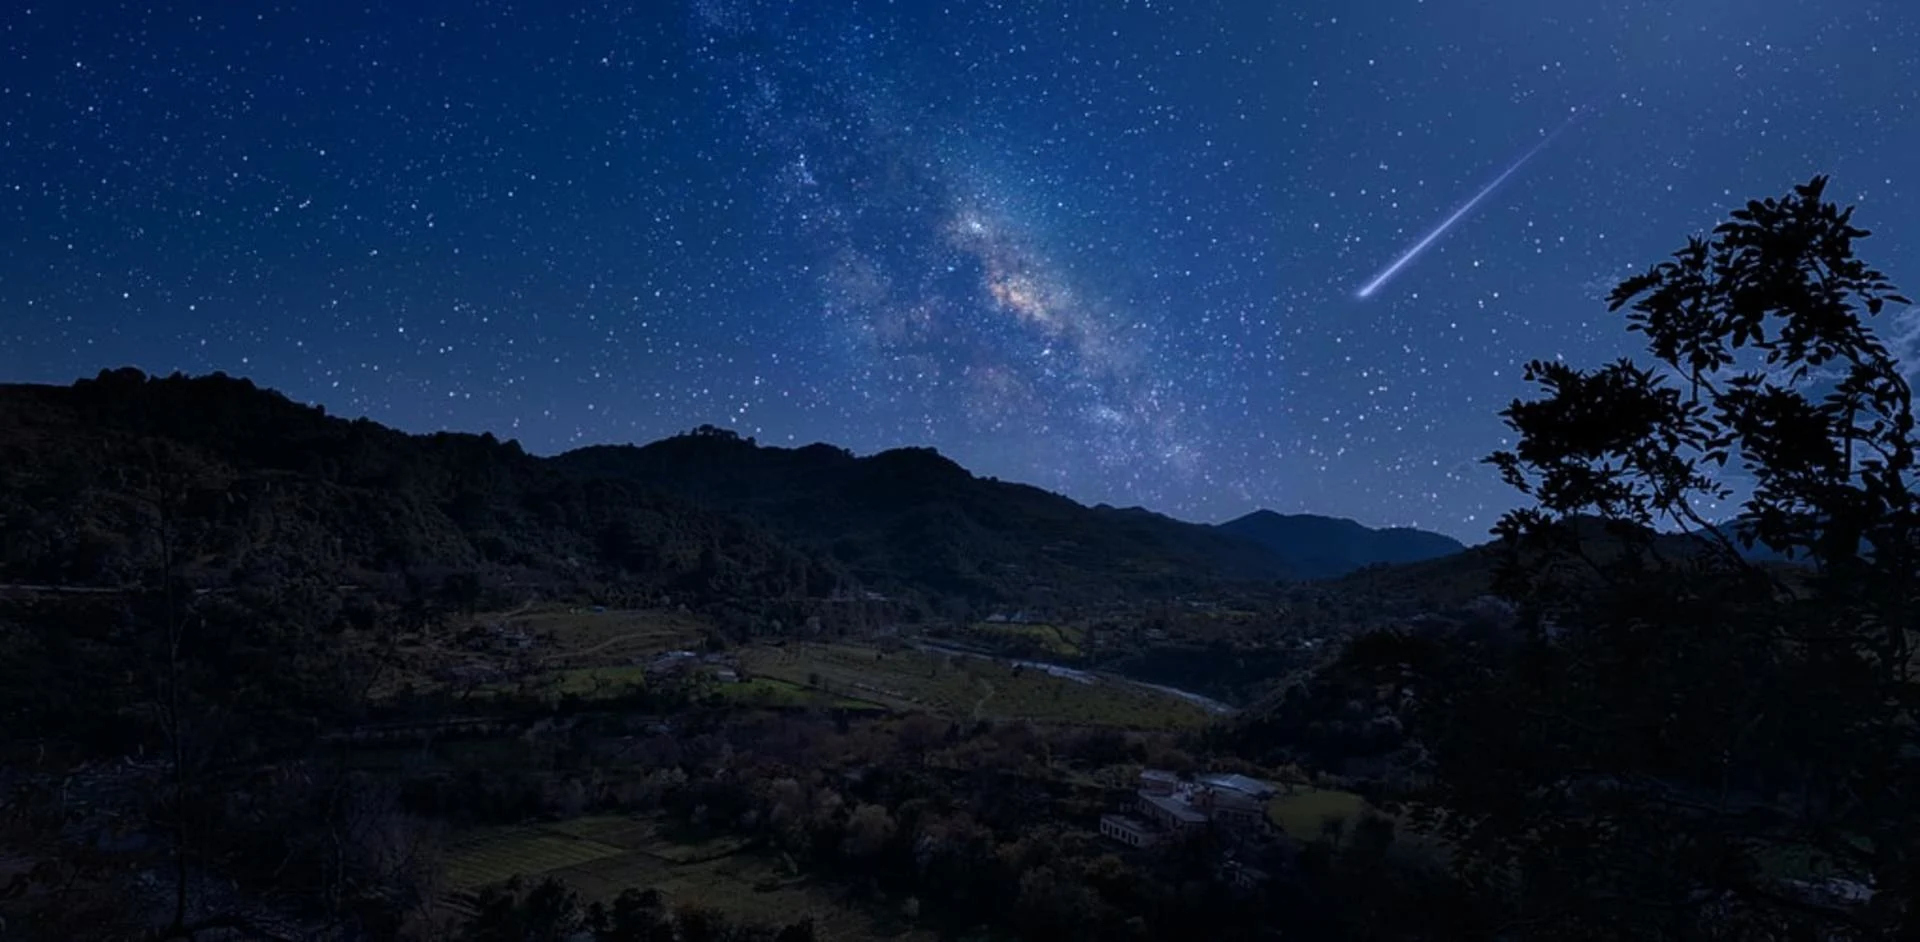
[1142,791,1210,825]
[1201,789,1266,812]
[1198,773,1277,799]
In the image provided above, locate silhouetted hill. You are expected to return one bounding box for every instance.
[1214,510,1466,579]
[1,371,1289,613]
[1705,516,1824,564]
[0,369,842,604]
[554,430,1291,605]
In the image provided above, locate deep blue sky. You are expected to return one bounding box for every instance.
[4,1,1916,541]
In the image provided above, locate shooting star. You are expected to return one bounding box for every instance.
[1355,109,1585,299]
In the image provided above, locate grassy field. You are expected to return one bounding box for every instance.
[1268,790,1457,868]
[967,622,1085,658]
[738,642,1210,730]
[548,665,653,697]
[441,814,934,941]
[714,676,888,712]
[512,607,706,665]
[443,826,630,891]
[1266,787,1371,839]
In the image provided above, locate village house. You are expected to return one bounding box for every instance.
[1099,813,1161,848]
[1137,790,1209,832]
[645,650,742,684]
[645,650,701,677]
[1139,768,1181,795]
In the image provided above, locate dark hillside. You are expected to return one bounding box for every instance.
[3,371,1290,611]
[555,430,1291,606]
[1322,513,1780,605]
[0,369,839,603]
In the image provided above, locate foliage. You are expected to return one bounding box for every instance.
[1382,177,1918,938]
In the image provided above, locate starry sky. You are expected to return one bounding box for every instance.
[4,1,1918,542]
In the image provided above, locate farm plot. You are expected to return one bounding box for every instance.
[442,827,628,892]
[441,814,932,941]
[515,607,706,666]
[544,665,652,698]
[739,643,1209,730]
[967,622,1085,658]
[1265,787,1370,839]
[715,676,887,712]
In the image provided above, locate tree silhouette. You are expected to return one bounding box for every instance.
[1388,177,1917,938]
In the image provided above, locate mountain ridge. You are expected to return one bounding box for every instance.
[2,370,1485,611]
[552,430,1290,601]
[1214,509,1468,579]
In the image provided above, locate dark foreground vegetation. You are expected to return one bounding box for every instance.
[1,176,1913,940]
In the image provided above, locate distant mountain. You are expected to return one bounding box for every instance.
[1325,513,1817,608]
[1213,510,1466,579]
[554,430,1291,605]
[1705,517,1812,564]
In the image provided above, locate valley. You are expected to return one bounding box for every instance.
[2,356,1901,940]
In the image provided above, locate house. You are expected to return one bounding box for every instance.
[1100,814,1162,848]
[1198,773,1279,802]
[1190,787,1267,829]
[1138,791,1209,832]
[646,650,700,677]
[1102,769,1279,848]
[1138,769,1181,796]
[712,669,740,684]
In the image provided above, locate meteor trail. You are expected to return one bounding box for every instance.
[1355,110,1585,299]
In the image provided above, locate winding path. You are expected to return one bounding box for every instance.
[970,679,996,720]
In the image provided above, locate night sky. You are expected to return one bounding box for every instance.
[5,1,1918,541]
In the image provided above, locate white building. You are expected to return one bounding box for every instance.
[1103,769,1279,847]
[1099,814,1161,848]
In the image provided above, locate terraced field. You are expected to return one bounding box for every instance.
[714,676,887,711]
[515,608,706,666]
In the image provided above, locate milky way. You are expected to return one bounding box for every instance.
[2,1,1917,539]
[690,3,1208,491]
